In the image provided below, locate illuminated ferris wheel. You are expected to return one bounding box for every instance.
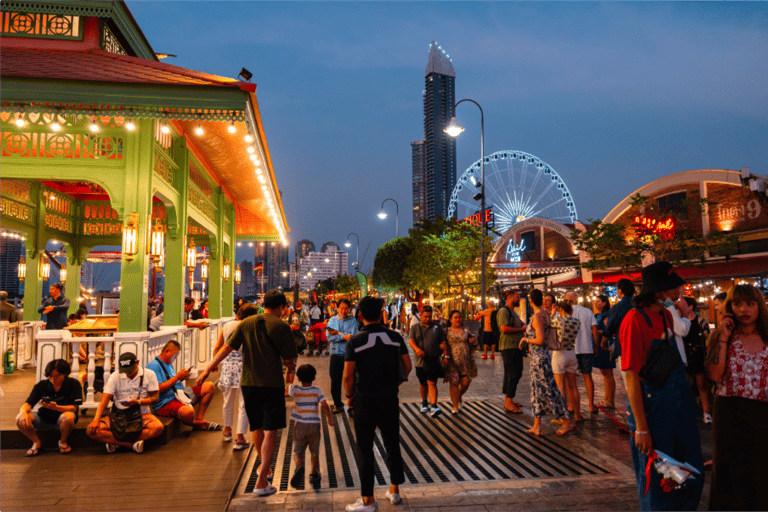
[448,150,578,234]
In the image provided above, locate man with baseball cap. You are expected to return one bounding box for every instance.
[618,262,703,510]
[86,352,164,453]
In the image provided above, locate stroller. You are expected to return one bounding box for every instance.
[305,323,328,356]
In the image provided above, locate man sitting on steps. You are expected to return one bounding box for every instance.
[146,340,221,431]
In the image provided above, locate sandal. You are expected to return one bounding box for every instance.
[505,405,523,414]
[25,446,40,457]
[195,422,223,431]
[58,441,72,454]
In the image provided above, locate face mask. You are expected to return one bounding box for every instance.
[662,298,675,308]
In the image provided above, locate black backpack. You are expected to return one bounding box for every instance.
[490,305,512,346]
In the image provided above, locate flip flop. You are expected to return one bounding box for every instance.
[58,442,72,454]
[505,405,523,414]
[25,446,40,457]
[195,422,223,431]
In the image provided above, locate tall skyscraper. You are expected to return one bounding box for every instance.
[422,41,457,221]
[290,245,348,292]
[296,239,315,259]
[411,140,427,225]
[254,242,290,293]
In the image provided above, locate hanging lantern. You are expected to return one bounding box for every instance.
[149,222,164,262]
[18,256,26,282]
[60,263,67,285]
[235,264,242,285]
[40,254,50,280]
[186,240,196,271]
[122,213,139,261]
[201,258,209,280]
[223,258,230,282]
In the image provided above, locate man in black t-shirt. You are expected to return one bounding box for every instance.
[343,296,412,512]
[16,359,82,455]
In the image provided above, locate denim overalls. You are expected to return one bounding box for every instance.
[626,309,704,511]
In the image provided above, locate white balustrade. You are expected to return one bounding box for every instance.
[17,321,44,368]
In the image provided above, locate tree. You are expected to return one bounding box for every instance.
[334,274,358,296]
[570,192,738,275]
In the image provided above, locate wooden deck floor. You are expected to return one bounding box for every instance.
[1,367,245,512]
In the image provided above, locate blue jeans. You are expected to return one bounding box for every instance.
[626,342,704,511]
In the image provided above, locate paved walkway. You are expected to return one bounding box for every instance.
[1,345,712,511]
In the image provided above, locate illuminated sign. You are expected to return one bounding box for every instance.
[458,208,494,228]
[633,215,676,240]
[506,240,526,263]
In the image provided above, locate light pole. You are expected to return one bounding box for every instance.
[345,232,360,272]
[445,98,487,310]
[378,198,399,238]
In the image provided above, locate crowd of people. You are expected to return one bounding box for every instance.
[11,269,768,511]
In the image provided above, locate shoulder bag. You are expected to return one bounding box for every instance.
[637,308,681,389]
[109,374,144,442]
[155,358,200,406]
[545,315,561,351]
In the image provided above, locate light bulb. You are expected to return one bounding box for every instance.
[125,120,136,131]
[247,146,255,154]
[194,124,204,136]
[15,116,26,127]
[161,125,170,134]
[244,134,253,143]
[50,122,62,132]
[89,121,99,133]
[228,123,236,133]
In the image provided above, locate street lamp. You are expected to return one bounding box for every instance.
[345,232,360,272]
[378,198,399,238]
[445,98,487,309]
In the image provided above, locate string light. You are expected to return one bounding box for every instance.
[244,134,253,143]
[125,120,136,131]
[228,122,236,134]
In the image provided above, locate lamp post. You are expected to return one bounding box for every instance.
[378,198,399,238]
[345,232,360,272]
[445,98,487,309]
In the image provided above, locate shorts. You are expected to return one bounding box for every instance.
[292,421,321,458]
[551,350,578,374]
[241,386,286,431]
[481,331,496,348]
[31,411,64,431]
[576,354,593,374]
[415,366,440,386]
[154,384,203,417]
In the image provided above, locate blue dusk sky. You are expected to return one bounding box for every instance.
[125,1,767,275]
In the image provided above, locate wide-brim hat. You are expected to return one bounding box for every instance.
[640,261,685,295]
[118,352,138,374]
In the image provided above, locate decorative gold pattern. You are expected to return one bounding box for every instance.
[188,184,215,221]
[153,146,176,187]
[1,11,82,39]
[45,213,71,233]
[0,179,31,203]
[0,198,30,222]
[2,131,124,159]
[101,24,126,55]
[43,189,71,215]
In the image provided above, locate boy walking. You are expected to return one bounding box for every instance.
[289,364,334,488]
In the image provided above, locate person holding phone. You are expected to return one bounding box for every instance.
[17,359,82,456]
[326,299,358,413]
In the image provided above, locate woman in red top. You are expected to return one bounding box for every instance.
[619,262,703,511]
[705,284,768,511]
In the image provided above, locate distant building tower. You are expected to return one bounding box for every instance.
[296,239,315,259]
[411,140,427,225]
[423,41,456,221]
[321,241,339,253]
[254,242,290,292]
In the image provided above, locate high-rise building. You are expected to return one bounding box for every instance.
[296,239,315,259]
[254,242,290,292]
[411,140,427,225]
[290,245,348,292]
[422,41,457,221]
[321,241,339,253]
[237,259,256,297]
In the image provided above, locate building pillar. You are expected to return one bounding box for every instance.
[22,247,44,322]
[207,188,225,320]
[163,135,190,327]
[118,118,154,332]
[221,204,236,317]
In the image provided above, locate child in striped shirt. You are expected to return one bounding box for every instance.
[289,364,334,488]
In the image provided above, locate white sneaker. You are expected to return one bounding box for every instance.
[420,402,429,413]
[132,440,144,453]
[346,498,377,512]
[703,412,712,424]
[385,491,403,505]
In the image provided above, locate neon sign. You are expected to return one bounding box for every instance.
[506,240,526,263]
[458,208,494,228]
[633,215,676,240]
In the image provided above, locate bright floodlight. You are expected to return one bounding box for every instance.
[444,116,464,137]
[378,211,387,219]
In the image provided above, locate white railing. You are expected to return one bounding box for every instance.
[1,321,43,371]
[1,321,20,372]
[30,317,235,408]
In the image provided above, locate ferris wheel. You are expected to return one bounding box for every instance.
[448,150,578,234]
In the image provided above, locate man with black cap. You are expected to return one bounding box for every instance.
[86,352,164,453]
[618,261,704,511]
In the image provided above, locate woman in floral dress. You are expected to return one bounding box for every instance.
[213,303,259,450]
[443,310,478,414]
[520,289,575,436]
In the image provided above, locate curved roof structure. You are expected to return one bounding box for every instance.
[425,41,455,77]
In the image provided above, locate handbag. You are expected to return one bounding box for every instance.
[155,358,200,406]
[545,317,561,351]
[637,308,681,389]
[109,375,144,442]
